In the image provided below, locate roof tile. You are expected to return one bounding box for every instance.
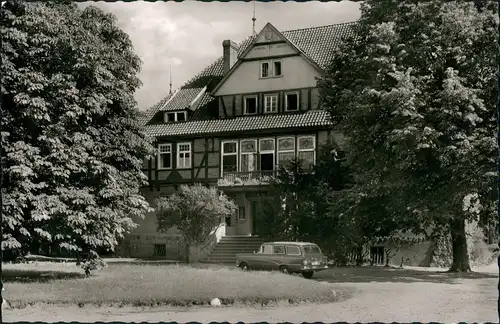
[145,110,332,138]
[142,22,356,127]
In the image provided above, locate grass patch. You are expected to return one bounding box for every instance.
[2,262,348,308]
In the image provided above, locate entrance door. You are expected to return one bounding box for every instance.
[236,205,251,235]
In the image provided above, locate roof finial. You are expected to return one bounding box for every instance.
[169,64,173,95]
[252,0,256,36]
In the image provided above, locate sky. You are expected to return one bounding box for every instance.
[86,1,361,110]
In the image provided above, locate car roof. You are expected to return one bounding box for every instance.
[263,241,318,246]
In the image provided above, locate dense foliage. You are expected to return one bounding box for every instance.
[156,184,237,244]
[1,1,154,261]
[318,0,498,272]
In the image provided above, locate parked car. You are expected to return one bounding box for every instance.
[235,241,328,279]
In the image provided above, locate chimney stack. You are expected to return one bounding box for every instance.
[222,40,238,75]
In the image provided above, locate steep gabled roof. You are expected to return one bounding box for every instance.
[141,21,356,130]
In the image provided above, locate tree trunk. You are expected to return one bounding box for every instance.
[448,217,471,272]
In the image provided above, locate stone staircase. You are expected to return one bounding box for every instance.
[200,236,265,264]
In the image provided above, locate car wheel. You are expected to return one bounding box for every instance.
[302,271,314,279]
[239,262,250,270]
[279,265,291,274]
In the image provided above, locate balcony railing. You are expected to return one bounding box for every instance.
[217,170,278,187]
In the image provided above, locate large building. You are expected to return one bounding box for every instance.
[120,21,356,261]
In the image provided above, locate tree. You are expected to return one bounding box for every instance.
[1,2,154,263]
[156,184,237,245]
[318,0,498,272]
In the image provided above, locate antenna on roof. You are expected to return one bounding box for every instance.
[252,0,256,36]
[169,64,173,95]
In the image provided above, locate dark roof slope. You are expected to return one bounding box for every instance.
[142,21,356,130]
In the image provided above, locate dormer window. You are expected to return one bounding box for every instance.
[164,111,187,123]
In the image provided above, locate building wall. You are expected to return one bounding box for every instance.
[214,55,321,96]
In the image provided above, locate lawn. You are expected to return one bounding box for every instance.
[2,262,348,308]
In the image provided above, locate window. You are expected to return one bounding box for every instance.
[240,139,257,172]
[285,92,299,111]
[221,141,238,175]
[303,245,322,254]
[273,245,285,254]
[273,61,282,76]
[297,136,316,170]
[264,94,278,113]
[259,138,275,171]
[244,96,258,115]
[166,112,175,122]
[164,111,187,123]
[261,62,269,78]
[261,244,273,254]
[286,245,301,255]
[277,137,295,168]
[176,111,186,121]
[158,144,172,169]
[177,143,191,169]
[237,206,246,221]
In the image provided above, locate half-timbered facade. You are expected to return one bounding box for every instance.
[125,22,355,259]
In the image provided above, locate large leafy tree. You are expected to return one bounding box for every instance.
[1,1,154,259]
[156,184,237,245]
[318,0,498,272]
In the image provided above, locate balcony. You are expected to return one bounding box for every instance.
[217,170,278,187]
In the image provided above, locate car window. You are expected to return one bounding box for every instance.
[262,244,273,254]
[286,245,301,255]
[273,245,285,254]
[303,244,321,254]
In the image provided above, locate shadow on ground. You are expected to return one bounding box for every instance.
[313,266,498,284]
[2,269,86,283]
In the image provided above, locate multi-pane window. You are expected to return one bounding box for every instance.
[259,138,275,171]
[264,94,278,113]
[285,92,299,111]
[240,139,257,172]
[277,137,295,168]
[244,96,258,115]
[221,141,238,174]
[297,136,316,170]
[177,143,191,169]
[158,144,172,169]
[261,62,269,78]
[273,61,282,76]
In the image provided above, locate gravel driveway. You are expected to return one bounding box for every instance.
[4,265,498,323]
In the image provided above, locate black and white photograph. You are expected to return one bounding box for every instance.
[1,0,499,322]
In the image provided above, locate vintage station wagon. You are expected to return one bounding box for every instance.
[235,241,328,279]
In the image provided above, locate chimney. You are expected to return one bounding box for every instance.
[222,40,238,75]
